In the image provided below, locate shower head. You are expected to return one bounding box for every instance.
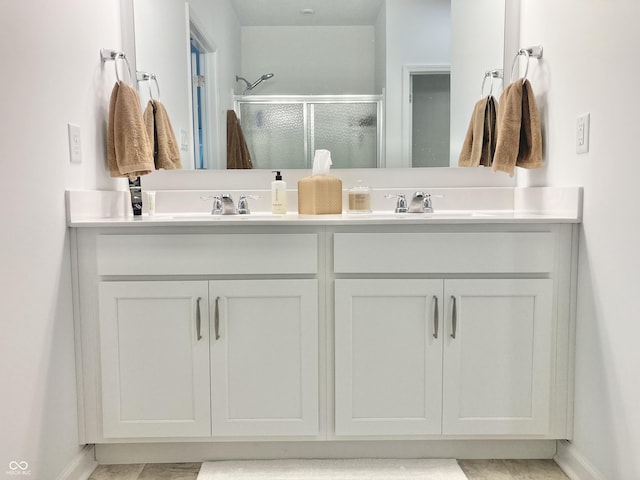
[249,73,274,90]
[235,73,275,93]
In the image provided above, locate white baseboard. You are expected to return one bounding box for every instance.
[95,440,556,464]
[55,445,97,480]
[554,440,607,480]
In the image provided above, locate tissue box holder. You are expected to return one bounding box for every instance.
[298,175,343,214]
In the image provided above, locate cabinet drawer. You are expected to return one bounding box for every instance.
[96,234,318,275]
[334,232,555,274]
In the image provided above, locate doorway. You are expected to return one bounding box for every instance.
[402,65,451,168]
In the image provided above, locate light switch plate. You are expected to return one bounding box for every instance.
[576,113,590,154]
[68,123,82,163]
[180,128,189,151]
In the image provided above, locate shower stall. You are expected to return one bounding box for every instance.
[234,95,384,169]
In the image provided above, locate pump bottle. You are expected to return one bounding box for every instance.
[271,170,287,214]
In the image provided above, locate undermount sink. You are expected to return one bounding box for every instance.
[159,211,276,219]
[157,212,217,220]
[155,210,511,220]
[365,210,506,218]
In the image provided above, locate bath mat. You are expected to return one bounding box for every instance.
[197,458,468,479]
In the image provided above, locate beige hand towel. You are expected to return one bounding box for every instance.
[107,81,154,178]
[226,109,253,169]
[492,79,542,176]
[458,96,498,167]
[143,99,182,170]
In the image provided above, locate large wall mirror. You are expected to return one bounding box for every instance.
[124,0,516,171]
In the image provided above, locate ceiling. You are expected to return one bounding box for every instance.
[229,0,385,26]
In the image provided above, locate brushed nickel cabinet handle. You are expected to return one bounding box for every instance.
[196,297,203,341]
[450,295,457,339]
[214,296,221,340]
[433,295,439,339]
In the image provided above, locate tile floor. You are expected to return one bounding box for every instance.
[88,460,569,479]
[458,460,569,479]
[88,463,201,480]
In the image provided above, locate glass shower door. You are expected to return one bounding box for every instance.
[310,102,379,169]
[236,95,383,169]
[238,103,306,169]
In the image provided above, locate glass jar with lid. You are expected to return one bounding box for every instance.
[348,180,372,214]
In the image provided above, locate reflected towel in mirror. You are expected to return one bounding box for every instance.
[226,110,253,169]
[458,96,498,168]
[143,99,182,170]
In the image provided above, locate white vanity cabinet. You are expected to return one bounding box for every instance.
[72,220,576,445]
[334,279,444,436]
[333,227,574,439]
[98,281,211,438]
[74,229,320,442]
[442,279,553,436]
[209,279,319,436]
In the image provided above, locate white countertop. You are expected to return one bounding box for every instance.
[66,187,583,227]
[67,210,581,228]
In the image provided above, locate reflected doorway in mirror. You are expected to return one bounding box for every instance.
[401,65,452,169]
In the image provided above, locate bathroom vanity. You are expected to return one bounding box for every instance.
[67,187,581,458]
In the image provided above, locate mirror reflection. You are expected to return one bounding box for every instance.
[131,0,506,170]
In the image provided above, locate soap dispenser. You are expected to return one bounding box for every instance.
[271,170,287,214]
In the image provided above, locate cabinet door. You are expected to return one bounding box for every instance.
[210,279,318,436]
[99,281,211,438]
[335,279,444,435]
[442,279,553,435]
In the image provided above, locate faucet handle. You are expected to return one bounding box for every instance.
[237,194,259,215]
[201,194,223,215]
[422,193,433,213]
[384,193,408,213]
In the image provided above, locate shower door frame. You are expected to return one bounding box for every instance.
[234,94,385,168]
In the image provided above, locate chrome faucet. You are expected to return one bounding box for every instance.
[385,192,434,213]
[211,194,236,215]
[203,193,260,215]
[408,191,434,213]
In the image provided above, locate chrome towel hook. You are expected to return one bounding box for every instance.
[100,48,132,84]
[481,69,503,98]
[510,45,543,84]
[136,71,161,101]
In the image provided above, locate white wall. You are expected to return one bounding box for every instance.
[384,0,451,167]
[133,0,192,169]
[450,0,505,166]
[240,26,376,95]
[188,0,241,169]
[374,3,387,96]
[0,0,124,478]
[7,1,637,477]
[517,1,640,478]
